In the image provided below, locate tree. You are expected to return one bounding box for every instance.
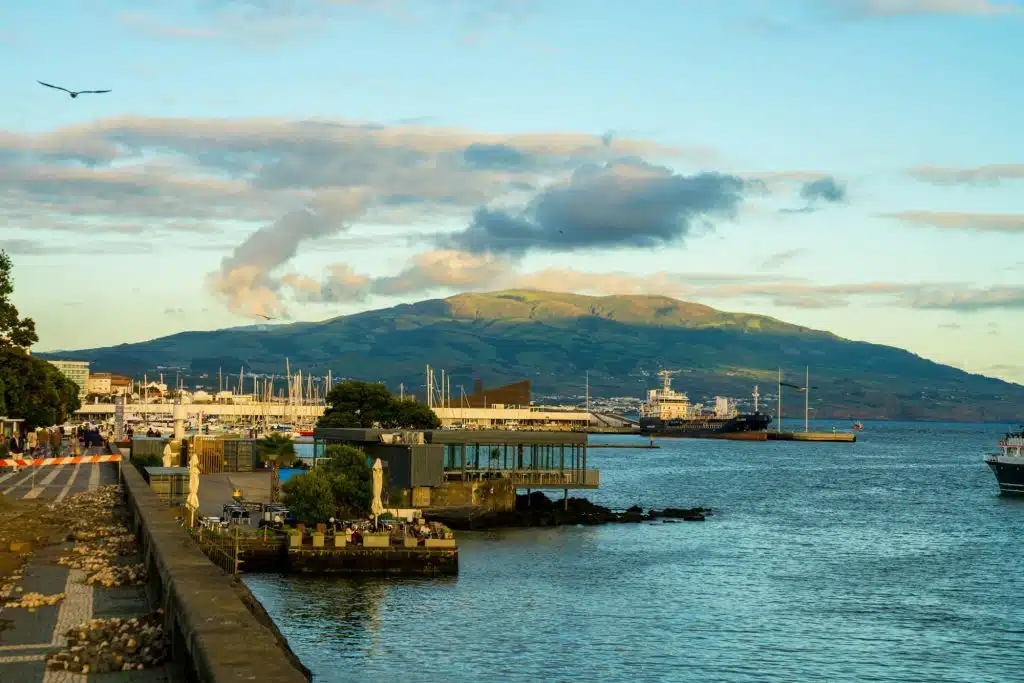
[282,468,337,525]
[259,432,297,503]
[0,251,79,429]
[280,445,373,523]
[0,349,81,429]
[318,381,396,428]
[317,380,440,430]
[321,444,372,517]
[388,398,441,429]
[0,251,38,351]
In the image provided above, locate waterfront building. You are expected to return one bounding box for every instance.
[313,427,599,511]
[47,359,90,399]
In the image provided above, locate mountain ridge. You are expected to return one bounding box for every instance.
[36,290,1023,422]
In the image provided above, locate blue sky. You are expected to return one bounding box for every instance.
[1,0,1022,384]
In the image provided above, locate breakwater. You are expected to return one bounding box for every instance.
[427,491,709,529]
[120,463,310,683]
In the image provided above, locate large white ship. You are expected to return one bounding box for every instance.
[638,371,771,439]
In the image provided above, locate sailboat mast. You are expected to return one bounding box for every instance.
[777,368,782,432]
[804,366,810,433]
[426,365,432,408]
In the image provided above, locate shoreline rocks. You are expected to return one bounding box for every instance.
[427,492,711,530]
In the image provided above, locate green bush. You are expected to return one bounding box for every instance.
[282,468,338,525]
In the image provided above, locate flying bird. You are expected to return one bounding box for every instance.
[257,314,275,321]
[37,81,111,98]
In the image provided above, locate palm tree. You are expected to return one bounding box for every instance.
[259,432,297,503]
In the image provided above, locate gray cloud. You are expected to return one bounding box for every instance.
[441,160,749,256]
[0,116,694,239]
[801,176,847,203]
[909,163,1024,186]
[273,245,1024,317]
[776,176,847,214]
[907,285,1024,311]
[762,248,807,270]
[882,211,1024,233]
[463,143,533,170]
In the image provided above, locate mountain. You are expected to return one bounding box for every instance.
[37,290,1024,421]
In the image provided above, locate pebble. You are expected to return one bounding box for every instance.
[46,613,169,674]
[46,485,148,588]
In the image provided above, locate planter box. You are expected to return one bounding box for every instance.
[424,538,456,549]
[402,537,420,548]
[312,533,325,548]
[363,534,390,548]
[288,534,303,548]
[333,535,347,548]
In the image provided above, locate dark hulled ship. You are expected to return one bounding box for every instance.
[985,426,1024,495]
[638,371,771,440]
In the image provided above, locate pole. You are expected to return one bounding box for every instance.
[804,366,809,433]
[585,371,590,413]
[777,369,782,432]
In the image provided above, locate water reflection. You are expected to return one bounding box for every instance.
[247,421,1024,683]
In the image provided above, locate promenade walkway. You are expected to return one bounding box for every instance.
[0,456,176,682]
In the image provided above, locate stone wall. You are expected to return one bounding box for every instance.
[120,464,309,683]
[427,479,516,512]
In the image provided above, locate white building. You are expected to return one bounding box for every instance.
[48,360,90,399]
[431,405,591,430]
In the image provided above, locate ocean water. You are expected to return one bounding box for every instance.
[245,421,1024,683]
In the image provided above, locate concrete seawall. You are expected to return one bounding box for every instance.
[120,462,309,683]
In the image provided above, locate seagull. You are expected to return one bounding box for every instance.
[37,81,111,98]
[257,314,275,321]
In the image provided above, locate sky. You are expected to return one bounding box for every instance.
[1,0,1023,385]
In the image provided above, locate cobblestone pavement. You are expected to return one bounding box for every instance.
[0,461,178,682]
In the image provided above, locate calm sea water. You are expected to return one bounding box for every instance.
[246,421,1024,683]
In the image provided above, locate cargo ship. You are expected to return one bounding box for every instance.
[638,371,771,439]
[985,426,1024,495]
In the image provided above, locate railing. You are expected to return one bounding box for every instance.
[444,467,600,488]
[185,522,288,575]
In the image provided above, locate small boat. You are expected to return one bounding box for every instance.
[852,421,863,430]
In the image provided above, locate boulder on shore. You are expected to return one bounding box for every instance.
[426,492,710,530]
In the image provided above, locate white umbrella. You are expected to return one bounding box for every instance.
[370,458,385,524]
[162,442,174,468]
[186,451,200,527]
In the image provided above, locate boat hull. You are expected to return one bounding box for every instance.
[639,412,771,438]
[986,457,1024,496]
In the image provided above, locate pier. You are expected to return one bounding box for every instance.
[768,431,856,443]
[189,526,458,576]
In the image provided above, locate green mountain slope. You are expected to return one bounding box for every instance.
[38,290,1024,421]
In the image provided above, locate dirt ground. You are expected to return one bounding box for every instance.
[0,497,69,577]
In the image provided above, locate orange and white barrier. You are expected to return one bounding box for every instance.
[0,454,121,468]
